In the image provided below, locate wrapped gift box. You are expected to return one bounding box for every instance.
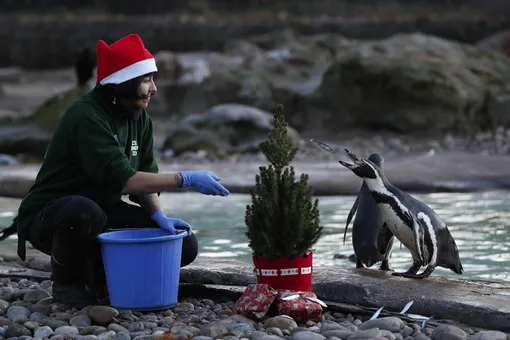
[233,284,278,319]
[275,289,326,322]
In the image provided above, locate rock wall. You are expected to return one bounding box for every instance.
[1,0,510,15]
[2,13,510,69]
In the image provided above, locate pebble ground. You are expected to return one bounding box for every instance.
[0,277,507,340]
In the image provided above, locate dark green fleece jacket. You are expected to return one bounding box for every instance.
[16,86,159,258]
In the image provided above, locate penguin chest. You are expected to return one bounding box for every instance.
[378,204,417,252]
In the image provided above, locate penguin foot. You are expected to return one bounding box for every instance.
[379,262,392,271]
[411,265,436,279]
[391,261,421,278]
[391,272,426,279]
[355,258,364,269]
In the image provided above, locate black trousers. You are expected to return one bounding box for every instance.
[25,195,198,286]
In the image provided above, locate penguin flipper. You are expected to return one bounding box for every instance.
[377,222,393,254]
[343,196,359,245]
[380,236,395,271]
[406,211,425,265]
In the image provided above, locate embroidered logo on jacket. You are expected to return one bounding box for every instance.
[131,140,138,156]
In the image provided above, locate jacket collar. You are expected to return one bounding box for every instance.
[92,85,142,122]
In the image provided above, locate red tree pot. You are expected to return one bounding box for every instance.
[252,253,313,292]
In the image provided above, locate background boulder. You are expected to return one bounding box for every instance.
[310,33,510,133]
[162,103,300,157]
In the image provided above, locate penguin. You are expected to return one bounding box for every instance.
[337,148,464,279]
[344,153,396,271]
[308,139,396,271]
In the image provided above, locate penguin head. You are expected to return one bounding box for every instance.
[338,149,382,180]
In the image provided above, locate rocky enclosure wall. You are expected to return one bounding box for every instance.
[2,0,510,15]
[2,13,510,69]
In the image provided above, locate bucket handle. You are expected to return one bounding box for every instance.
[175,225,193,237]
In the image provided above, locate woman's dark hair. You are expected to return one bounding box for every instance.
[98,72,154,99]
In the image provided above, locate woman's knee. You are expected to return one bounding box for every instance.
[180,232,198,268]
[46,195,107,238]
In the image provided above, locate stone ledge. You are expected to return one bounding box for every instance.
[175,259,510,333]
[2,151,510,198]
[2,249,509,333]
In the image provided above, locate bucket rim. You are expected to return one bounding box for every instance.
[97,228,187,244]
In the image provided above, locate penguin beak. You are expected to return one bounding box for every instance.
[338,149,363,168]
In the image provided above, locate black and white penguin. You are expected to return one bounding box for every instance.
[338,148,464,279]
[344,153,395,271]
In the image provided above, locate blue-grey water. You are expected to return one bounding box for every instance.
[1,191,509,283]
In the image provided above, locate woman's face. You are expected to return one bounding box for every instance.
[133,74,157,109]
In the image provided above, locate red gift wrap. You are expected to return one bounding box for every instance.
[253,253,313,292]
[275,289,324,322]
[233,284,278,319]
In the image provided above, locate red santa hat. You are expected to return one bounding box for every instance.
[96,34,158,85]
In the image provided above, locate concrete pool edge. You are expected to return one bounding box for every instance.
[3,249,510,332]
[3,151,510,198]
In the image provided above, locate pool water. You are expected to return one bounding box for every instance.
[1,191,509,283]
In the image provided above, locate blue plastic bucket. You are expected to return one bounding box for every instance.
[97,228,187,311]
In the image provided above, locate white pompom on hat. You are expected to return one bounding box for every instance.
[96,33,158,85]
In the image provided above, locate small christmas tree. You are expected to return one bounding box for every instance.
[245,104,323,260]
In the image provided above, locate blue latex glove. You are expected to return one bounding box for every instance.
[180,171,230,196]
[151,211,192,236]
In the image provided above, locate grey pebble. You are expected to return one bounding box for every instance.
[359,317,404,332]
[291,330,325,340]
[320,321,344,332]
[77,336,99,340]
[23,321,40,331]
[131,336,153,340]
[349,327,381,339]
[70,314,92,327]
[431,324,467,340]
[23,289,51,303]
[380,329,396,340]
[471,330,508,340]
[6,306,31,321]
[254,335,286,340]
[413,334,431,340]
[0,301,9,313]
[108,323,129,333]
[400,325,413,337]
[266,327,284,337]
[29,312,48,323]
[97,330,116,340]
[33,326,54,338]
[112,333,131,340]
[151,330,165,337]
[27,304,51,316]
[5,323,32,338]
[0,287,15,302]
[54,325,79,337]
[41,318,69,329]
[222,336,240,340]
[128,321,145,332]
[321,329,353,338]
[231,322,256,333]
[264,316,298,331]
